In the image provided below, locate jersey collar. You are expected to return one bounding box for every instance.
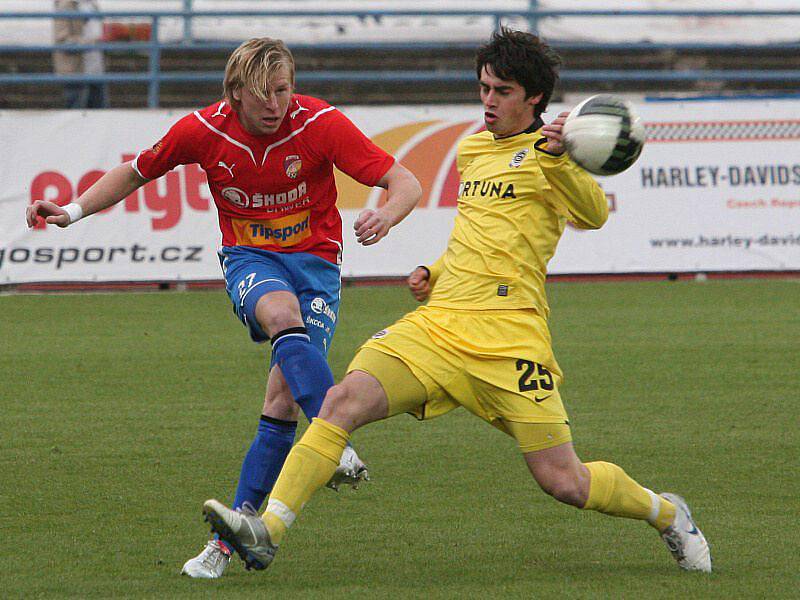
[493,117,544,141]
[229,108,291,144]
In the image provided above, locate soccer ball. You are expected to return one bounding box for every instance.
[562,94,646,176]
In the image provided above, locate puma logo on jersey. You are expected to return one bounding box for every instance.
[211,102,228,118]
[218,161,235,179]
[290,100,310,119]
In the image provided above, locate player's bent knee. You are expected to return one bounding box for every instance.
[318,384,361,431]
[254,293,303,336]
[260,309,302,337]
[318,374,386,432]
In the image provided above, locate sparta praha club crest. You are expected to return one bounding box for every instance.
[284,154,302,179]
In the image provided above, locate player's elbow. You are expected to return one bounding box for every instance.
[386,162,422,205]
[120,160,149,187]
[585,209,609,230]
[571,210,608,231]
[577,196,610,229]
[399,163,423,205]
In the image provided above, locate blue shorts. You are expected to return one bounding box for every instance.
[218,246,341,356]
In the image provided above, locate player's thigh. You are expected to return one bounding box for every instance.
[285,252,342,356]
[447,374,572,452]
[500,419,573,454]
[319,368,393,432]
[459,355,572,453]
[218,246,296,343]
[350,310,465,420]
[347,347,428,417]
[254,291,304,336]
[467,360,569,422]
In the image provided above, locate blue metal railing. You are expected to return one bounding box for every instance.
[2,8,800,107]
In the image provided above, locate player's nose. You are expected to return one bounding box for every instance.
[264,93,279,110]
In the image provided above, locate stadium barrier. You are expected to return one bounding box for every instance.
[1,7,800,107]
[2,98,798,284]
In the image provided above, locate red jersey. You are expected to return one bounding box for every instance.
[133,95,395,264]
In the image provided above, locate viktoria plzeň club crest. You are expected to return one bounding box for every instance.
[284,154,302,179]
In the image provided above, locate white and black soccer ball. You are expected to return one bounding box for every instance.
[562,95,646,176]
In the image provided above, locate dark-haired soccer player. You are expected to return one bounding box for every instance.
[203,28,712,573]
[26,37,422,578]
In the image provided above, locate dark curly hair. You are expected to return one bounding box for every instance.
[475,27,561,119]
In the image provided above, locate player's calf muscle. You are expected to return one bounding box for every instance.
[536,470,589,507]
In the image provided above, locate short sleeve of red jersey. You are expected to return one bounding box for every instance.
[133,113,196,180]
[318,109,395,186]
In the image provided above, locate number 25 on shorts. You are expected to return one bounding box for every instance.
[516,359,554,398]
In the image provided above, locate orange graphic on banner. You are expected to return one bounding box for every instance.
[334,120,439,209]
[334,119,483,210]
[232,210,311,247]
[378,120,479,208]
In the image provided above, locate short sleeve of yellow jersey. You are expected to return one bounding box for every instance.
[427,129,607,317]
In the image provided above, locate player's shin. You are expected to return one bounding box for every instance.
[271,328,334,419]
[262,418,349,545]
[232,416,297,511]
[582,461,676,531]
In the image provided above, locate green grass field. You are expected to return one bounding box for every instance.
[1,279,797,598]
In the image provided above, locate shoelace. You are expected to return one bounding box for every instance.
[201,542,228,570]
[237,501,259,518]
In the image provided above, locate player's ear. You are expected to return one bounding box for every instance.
[527,92,543,108]
[232,88,242,103]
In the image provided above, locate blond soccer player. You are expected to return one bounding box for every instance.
[29,37,423,579]
[202,28,712,574]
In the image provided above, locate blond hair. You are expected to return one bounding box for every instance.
[223,38,295,106]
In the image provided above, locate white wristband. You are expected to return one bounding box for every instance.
[63,203,84,224]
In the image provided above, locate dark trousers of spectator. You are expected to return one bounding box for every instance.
[64,83,107,108]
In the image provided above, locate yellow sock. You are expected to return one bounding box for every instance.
[583,461,676,532]
[262,418,349,546]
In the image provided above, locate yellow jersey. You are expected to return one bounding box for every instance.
[427,125,608,318]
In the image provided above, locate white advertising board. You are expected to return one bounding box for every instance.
[1,99,798,283]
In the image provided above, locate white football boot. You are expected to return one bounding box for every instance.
[659,493,712,572]
[180,539,231,579]
[203,499,277,571]
[326,445,370,491]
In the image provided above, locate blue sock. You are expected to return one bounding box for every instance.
[271,327,334,420]
[233,416,297,510]
[216,416,296,554]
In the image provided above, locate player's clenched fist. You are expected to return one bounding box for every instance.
[26,200,71,228]
[407,266,431,302]
[354,209,391,246]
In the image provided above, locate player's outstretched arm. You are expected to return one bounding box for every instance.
[537,112,608,230]
[26,162,149,228]
[353,162,421,246]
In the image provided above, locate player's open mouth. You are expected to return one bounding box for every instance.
[262,117,279,125]
[484,112,498,123]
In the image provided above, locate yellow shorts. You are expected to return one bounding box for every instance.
[347,305,572,452]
